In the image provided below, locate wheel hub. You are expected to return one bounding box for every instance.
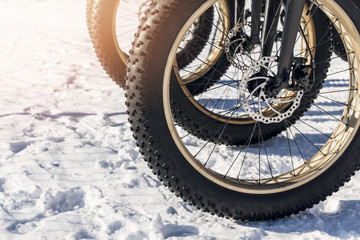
[247,72,269,97]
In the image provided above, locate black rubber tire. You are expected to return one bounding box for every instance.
[87,0,130,88]
[172,2,332,146]
[332,26,348,62]
[126,0,360,221]
[87,0,218,92]
[86,0,94,38]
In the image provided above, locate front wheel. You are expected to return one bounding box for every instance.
[126,0,360,220]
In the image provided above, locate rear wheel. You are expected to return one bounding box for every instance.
[87,0,217,91]
[87,0,148,88]
[126,0,360,220]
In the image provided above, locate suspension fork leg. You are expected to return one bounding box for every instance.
[274,0,307,89]
[249,0,262,45]
[261,0,282,58]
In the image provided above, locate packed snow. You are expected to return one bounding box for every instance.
[0,0,360,239]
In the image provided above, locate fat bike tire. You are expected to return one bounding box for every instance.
[126,0,360,220]
[88,0,217,92]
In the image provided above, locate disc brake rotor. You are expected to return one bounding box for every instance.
[225,23,249,70]
[239,57,304,124]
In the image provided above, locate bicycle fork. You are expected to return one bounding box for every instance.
[235,0,307,95]
[273,0,307,94]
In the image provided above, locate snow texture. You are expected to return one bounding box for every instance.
[0,0,359,239]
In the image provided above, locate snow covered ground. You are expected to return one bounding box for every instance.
[0,0,360,239]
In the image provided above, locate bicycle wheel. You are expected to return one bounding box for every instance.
[87,0,148,88]
[87,0,217,91]
[126,0,360,220]
[171,1,332,146]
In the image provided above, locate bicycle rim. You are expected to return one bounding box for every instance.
[163,0,360,194]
